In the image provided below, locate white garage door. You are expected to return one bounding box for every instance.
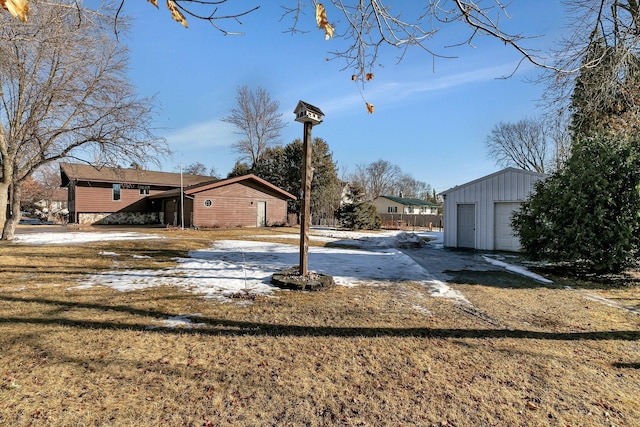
[494,202,521,251]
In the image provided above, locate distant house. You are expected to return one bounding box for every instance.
[34,188,69,220]
[60,163,295,227]
[439,167,546,251]
[372,195,442,228]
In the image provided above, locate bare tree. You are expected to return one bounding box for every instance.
[545,112,572,170]
[485,118,551,174]
[367,160,401,200]
[347,164,368,197]
[542,2,640,132]
[352,159,401,200]
[19,176,46,215]
[348,160,435,201]
[222,85,285,168]
[31,162,63,220]
[393,173,433,200]
[0,0,168,240]
[183,162,217,177]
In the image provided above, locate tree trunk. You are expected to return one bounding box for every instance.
[2,182,21,241]
[0,126,8,235]
[0,181,8,238]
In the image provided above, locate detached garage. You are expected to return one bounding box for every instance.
[440,168,546,251]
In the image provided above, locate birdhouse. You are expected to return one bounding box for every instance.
[294,100,324,125]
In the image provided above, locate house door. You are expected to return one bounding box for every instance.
[164,199,178,227]
[456,204,476,249]
[257,201,267,227]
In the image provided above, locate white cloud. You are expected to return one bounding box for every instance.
[320,61,532,115]
[165,120,237,149]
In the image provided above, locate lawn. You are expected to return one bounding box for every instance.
[1,227,639,426]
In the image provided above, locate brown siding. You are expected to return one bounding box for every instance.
[192,182,288,228]
[74,184,165,213]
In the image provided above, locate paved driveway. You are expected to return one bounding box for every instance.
[401,233,549,288]
[402,241,503,283]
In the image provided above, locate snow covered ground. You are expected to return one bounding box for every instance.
[12,228,558,309]
[13,228,470,304]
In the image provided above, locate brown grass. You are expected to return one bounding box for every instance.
[1,227,639,426]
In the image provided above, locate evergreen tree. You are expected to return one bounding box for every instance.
[252,146,289,190]
[305,138,342,224]
[512,133,640,273]
[251,138,341,222]
[335,184,381,230]
[227,161,251,178]
[514,27,640,274]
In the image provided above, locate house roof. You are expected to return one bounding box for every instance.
[376,195,440,208]
[294,100,324,116]
[59,162,214,188]
[149,174,297,201]
[439,167,547,196]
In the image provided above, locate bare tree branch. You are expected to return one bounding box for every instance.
[7,1,640,82]
[222,86,285,168]
[0,0,168,239]
[541,1,640,137]
[485,117,551,174]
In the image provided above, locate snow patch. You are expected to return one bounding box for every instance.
[482,256,553,284]
[13,231,163,245]
[148,315,206,329]
[427,280,471,304]
[99,251,118,256]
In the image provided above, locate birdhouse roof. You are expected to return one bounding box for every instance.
[294,100,324,116]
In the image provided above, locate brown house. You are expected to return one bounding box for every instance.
[60,163,295,227]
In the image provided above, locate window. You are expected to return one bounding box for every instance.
[113,183,121,201]
[204,199,212,208]
[387,206,397,213]
[139,185,150,195]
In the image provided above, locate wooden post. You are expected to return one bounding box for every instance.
[299,121,313,276]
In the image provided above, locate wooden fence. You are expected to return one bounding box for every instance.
[378,213,443,230]
[288,213,444,230]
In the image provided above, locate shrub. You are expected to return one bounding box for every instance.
[512,134,640,273]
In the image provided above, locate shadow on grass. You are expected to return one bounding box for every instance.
[539,268,640,290]
[612,362,640,369]
[1,294,639,341]
[446,268,640,290]
[445,270,563,289]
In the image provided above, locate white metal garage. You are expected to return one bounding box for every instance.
[440,168,546,251]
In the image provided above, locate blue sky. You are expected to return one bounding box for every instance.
[122,1,567,193]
